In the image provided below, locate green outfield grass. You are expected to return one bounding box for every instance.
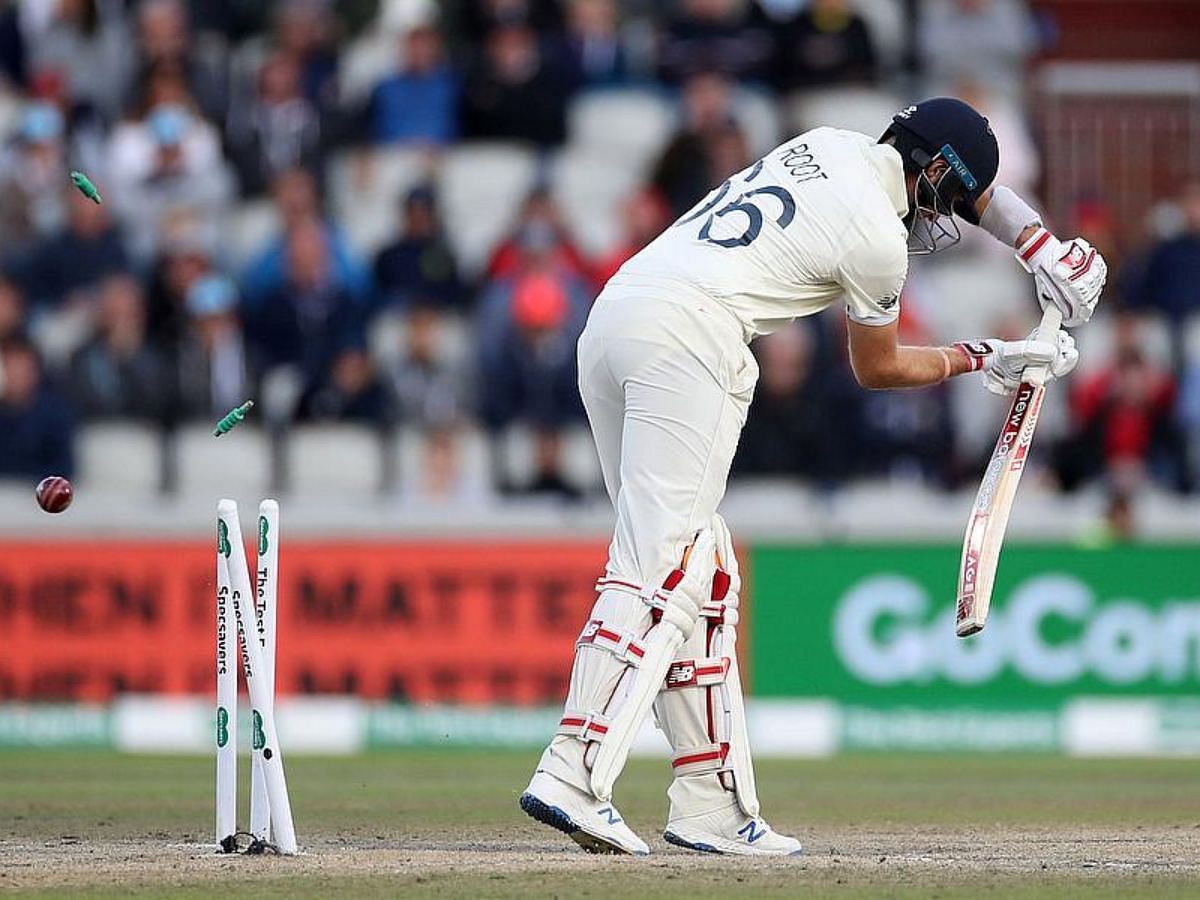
[2,750,1199,898]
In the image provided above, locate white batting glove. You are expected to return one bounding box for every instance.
[1016,228,1107,327]
[954,330,1079,396]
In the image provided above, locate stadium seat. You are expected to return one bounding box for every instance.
[368,309,471,371]
[733,85,783,158]
[395,424,495,504]
[786,86,901,137]
[493,424,601,495]
[329,146,434,259]
[287,425,383,498]
[175,423,270,498]
[436,143,540,277]
[916,253,1030,342]
[339,28,399,104]
[855,0,906,72]
[225,200,280,270]
[560,425,604,493]
[496,424,538,489]
[77,422,163,496]
[550,146,645,258]
[568,88,677,174]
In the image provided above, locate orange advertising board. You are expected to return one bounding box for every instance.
[0,541,607,704]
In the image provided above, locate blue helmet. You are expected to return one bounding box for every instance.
[882,97,1000,253]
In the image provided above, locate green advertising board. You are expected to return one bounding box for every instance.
[750,545,1200,751]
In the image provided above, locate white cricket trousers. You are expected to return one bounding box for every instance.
[577,280,759,586]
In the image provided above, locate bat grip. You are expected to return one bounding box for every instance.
[1025,304,1063,386]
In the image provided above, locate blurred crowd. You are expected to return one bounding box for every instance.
[0,0,1196,506]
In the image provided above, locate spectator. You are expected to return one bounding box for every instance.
[274,0,340,112]
[227,51,324,196]
[651,72,750,216]
[10,184,129,309]
[297,345,393,424]
[458,0,564,43]
[1128,182,1200,368]
[734,321,859,483]
[142,222,218,348]
[242,167,370,309]
[0,275,26,342]
[67,273,166,421]
[657,0,774,85]
[387,304,482,503]
[0,335,74,480]
[388,304,470,428]
[478,269,586,496]
[174,274,257,421]
[247,216,364,388]
[486,187,589,282]
[374,185,464,311]
[919,0,1037,99]
[773,0,877,91]
[1057,320,1188,493]
[0,2,25,88]
[368,21,459,146]
[0,102,69,248]
[560,0,628,88]
[131,0,228,124]
[106,63,234,262]
[592,187,671,285]
[460,21,571,147]
[22,0,132,122]
[1179,351,1200,492]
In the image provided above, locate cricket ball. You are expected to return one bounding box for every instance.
[36,476,73,514]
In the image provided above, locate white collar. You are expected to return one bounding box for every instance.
[864,142,909,218]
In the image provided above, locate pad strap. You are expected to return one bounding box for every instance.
[577,619,646,666]
[558,710,612,743]
[699,600,737,625]
[671,742,729,777]
[664,656,729,690]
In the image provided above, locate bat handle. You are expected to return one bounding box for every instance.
[1025,304,1064,386]
[1035,303,1063,342]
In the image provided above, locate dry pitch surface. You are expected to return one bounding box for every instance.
[3,750,1200,898]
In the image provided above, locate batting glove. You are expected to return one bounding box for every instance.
[1016,228,1107,327]
[955,329,1079,396]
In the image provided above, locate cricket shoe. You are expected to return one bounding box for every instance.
[520,770,650,856]
[663,802,802,856]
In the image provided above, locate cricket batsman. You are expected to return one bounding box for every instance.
[520,98,1107,855]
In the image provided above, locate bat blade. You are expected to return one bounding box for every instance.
[955,378,1049,638]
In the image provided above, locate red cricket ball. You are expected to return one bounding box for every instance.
[36,476,73,514]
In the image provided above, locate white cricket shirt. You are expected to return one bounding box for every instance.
[610,127,910,341]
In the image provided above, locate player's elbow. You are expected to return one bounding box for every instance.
[851,359,900,390]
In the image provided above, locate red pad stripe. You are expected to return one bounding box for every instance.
[673,750,724,768]
[587,626,644,657]
[560,717,608,734]
[1020,230,1051,262]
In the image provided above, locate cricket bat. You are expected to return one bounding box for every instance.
[955,303,1063,638]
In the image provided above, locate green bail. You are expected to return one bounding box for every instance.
[212,400,254,437]
[70,171,103,204]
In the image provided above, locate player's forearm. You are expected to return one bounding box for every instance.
[974,186,1043,248]
[855,344,972,389]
